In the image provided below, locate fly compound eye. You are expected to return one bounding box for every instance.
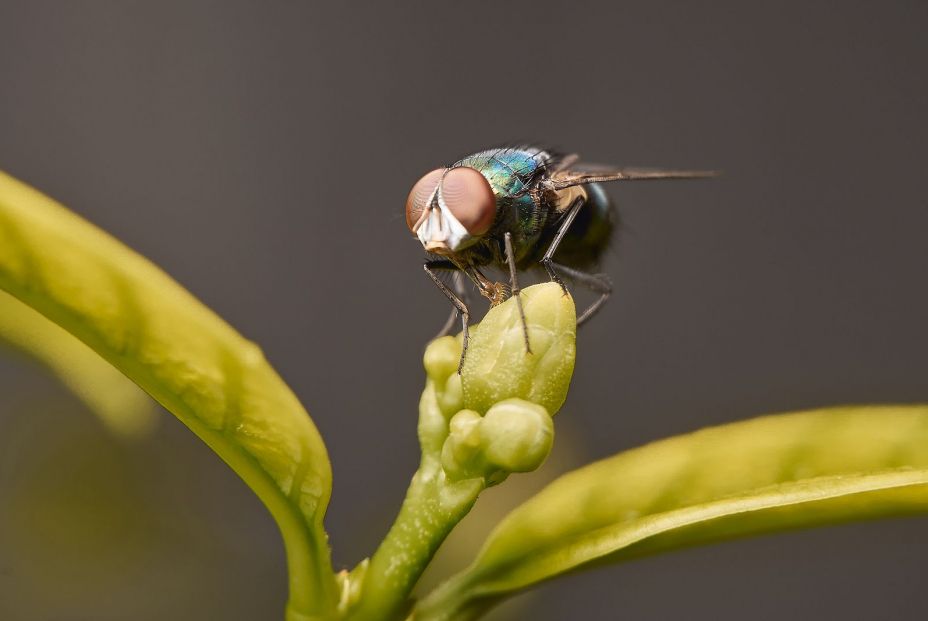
[440,167,495,236]
[405,168,446,233]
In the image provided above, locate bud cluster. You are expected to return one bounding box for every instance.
[419,283,576,485]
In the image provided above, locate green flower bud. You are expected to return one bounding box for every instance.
[480,399,553,473]
[423,335,462,385]
[423,283,576,472]
[437,373,463,418]
[441,409,486,480]
[441,400,554,481]
[462,283,576,416]
[423,335,465,418]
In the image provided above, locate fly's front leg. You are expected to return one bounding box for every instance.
[504,232,532,354]
[548,261,612,325]
[541,195,586,293]
[424,260,470,373]
[435,270,470,339]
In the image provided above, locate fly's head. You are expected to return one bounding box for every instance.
[405,167,496,256]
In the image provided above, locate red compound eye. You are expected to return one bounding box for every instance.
[405,168,446,233]
[440,167,495,236]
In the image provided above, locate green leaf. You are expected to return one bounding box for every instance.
[0,289,157,437]
[0,170,337,619]
[416,405,928,620]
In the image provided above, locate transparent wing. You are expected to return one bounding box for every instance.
[551,160,717,189]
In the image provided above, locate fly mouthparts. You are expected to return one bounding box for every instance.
[425,240,451,253]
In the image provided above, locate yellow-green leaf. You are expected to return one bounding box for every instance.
[0,289,157,437]
[417,405,928,620]
[0,170,337,619]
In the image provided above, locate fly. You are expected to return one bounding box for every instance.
[404,145,714,371]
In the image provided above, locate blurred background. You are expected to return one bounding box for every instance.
[1,1,927,619]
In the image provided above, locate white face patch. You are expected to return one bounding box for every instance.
[415,180,473,252]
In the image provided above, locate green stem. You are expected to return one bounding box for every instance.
[347,456,484,621]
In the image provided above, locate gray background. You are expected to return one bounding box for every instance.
[1,1,927,619]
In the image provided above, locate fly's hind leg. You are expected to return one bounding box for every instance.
[504,232,532,354]
[547,261,612,325]
[424,260,471,373]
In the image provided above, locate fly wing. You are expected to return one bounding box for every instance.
[550,162,717,189]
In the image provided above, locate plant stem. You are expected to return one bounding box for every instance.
[347,456,484,621]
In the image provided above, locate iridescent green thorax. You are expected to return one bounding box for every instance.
[448,147,614,270]
[452,147,556,264]
[453,148,550,198]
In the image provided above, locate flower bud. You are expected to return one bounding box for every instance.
[440,400,554,481]
[441,409,486,480]
[423,335,464,417]
[462,283,576,416]
[480,399,553,473]
[423,335,462,385]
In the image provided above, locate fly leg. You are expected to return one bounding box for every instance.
[424,260,470,373]
[504,232,532,354]
[539,195,614,323]
[435,270,471,338]
[540,195,586,292]
[547,261,612,325]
